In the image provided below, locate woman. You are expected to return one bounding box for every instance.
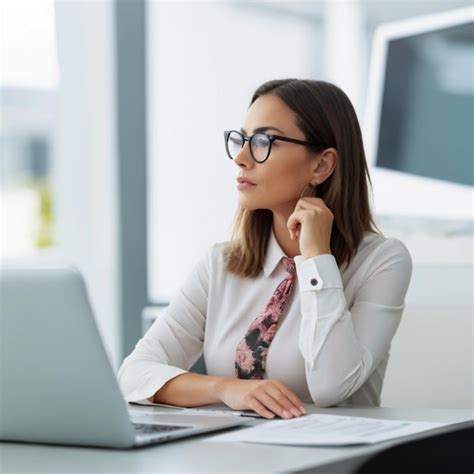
[118,78,412,420]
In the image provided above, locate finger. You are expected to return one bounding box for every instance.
[272,381,306,414]
[257,391,294,419]
[290,223,301,240]
[269,384,305,414]
[297,201,324,214]
[247,397,276,419]
[293,200,313,213]
[287,210,305,238]
[265,386,304,417]
[299,198,333,219]
[293,200,313,214]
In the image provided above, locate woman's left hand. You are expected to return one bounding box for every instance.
[287,197,334,259]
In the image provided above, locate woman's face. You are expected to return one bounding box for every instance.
[233,94,320,213]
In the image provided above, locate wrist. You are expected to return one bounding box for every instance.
[214,376,232,401]
[302,248,331,259]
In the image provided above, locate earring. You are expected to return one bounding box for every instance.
[298,182,318,199]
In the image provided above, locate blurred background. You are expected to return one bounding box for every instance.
[1,0,472,408]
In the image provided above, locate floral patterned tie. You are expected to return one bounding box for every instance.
[234,256,296,379]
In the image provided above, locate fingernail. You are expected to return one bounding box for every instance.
[290,408,301,417]
[299,406,307,415]
[282,410,291,418]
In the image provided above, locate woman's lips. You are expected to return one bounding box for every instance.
[237,181,256,190]
[237,177,256,185]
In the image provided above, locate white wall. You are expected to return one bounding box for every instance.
[52,0,121,369]
[382,305,473,409]
[147,2,328,302]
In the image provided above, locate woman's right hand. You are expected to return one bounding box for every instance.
[216,378,307,419]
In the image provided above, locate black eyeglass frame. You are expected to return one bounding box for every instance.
[224,129,323,163]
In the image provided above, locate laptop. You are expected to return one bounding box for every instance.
[0,261,250,449]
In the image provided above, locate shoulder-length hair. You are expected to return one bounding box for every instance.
[223,78,383,278]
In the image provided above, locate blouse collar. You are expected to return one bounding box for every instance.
[263,226,289,278]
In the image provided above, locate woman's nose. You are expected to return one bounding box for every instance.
[233,142,254,167]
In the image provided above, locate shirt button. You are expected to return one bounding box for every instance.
[310,278,318,286]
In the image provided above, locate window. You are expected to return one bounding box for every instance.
[0,0,59,257]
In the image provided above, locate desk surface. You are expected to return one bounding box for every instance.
[1,405,472,473]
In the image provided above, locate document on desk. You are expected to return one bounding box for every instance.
[206,414,449,446]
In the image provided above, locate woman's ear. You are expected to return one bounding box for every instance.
[312,147,337,182]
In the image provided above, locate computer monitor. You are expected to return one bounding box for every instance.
[364,6,473,221]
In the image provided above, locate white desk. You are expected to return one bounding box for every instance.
[1,405,472,473]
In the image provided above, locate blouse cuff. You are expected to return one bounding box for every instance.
[122,365,188,405]
[294,254,343,292]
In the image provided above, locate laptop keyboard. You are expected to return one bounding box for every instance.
[133,422,192,435]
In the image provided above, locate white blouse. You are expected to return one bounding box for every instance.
[118,227,412,407]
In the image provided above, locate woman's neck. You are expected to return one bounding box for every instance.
[271,212,301,259]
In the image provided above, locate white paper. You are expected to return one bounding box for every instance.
[205,414,450,446]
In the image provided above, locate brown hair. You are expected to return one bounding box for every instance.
[223,78,383,278]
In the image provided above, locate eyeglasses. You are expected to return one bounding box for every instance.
[224,129,322,163]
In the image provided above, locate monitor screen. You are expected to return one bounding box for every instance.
[376,21,473,187]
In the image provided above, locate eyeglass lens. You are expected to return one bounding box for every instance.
[227,131,270,163]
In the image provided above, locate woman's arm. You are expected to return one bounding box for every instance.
[148,372,307,420]
[294,238,413,407]
[148,372,230,407]
[117,246,212,405]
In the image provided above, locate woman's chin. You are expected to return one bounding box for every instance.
[237,199,258,211]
